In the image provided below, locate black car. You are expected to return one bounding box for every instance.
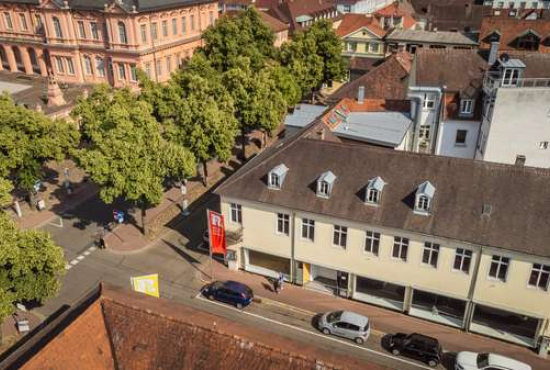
[386,333,442,367]
[201,280,254,309]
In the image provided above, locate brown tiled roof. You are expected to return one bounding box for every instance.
[2,284,384,370]
[216,135,550,258]
[336,13,386,37]
[374,1,417,30]
[330,52,412,103]
[347,56,384,71]
[479,16,550,53]
[411,0,485,32]
[268,0,339,33]
[413,48,486,92]
[260,10,290,32]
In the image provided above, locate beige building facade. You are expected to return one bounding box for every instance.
[0,0,217,86]
[216,125,550,353]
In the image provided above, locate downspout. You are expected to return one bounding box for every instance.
[430,85,446,155]
[407,86,443,153]
[290,210,296,284]
[464,245,483,331]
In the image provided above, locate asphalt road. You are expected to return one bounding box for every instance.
[35,192,446,370]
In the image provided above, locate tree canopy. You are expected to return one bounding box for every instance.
[0,179,65,323]
[0,93,79,192]
[72,85,196,227]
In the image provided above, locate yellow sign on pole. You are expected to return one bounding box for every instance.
[131,274,160,298]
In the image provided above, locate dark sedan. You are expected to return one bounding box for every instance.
[201,280,254,309]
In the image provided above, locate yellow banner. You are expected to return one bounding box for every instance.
[131,274,159,298]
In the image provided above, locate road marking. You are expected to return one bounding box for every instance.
[83,250,91,256]
[194,293,433,370]
[65,245,100,270]
[48,216,64,228]
[70,259,79,266]
[65,264,71,270]
[89,246,97,252]
[77,255,85,261]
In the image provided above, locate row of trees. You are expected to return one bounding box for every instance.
[0,95,68,324]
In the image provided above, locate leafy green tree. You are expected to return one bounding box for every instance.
[223,58,287,158]
[72,86,196,234]
[199,7,275,72]
[279,20,345,96]
[0,178,13,209]
[0,187,65,324]
[269,64,302,107]
[0,93,79,201]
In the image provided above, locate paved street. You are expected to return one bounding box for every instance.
[34,191,550,370]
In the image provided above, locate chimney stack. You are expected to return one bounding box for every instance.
[357,85,365,105]
[488,41,499,66]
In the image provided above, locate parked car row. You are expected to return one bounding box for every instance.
[201,281,532,370]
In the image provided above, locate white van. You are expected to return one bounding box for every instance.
[455,352,532,370]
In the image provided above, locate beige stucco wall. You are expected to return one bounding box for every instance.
[342,28,384,58]
[473,248,550,336]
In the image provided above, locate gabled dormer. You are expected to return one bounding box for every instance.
[365,176,385,205]
[414,181,435,215]
[497,56,525,87]
[317,171,336,199]
[268,164,289,190]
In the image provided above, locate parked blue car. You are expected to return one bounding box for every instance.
[201,280,254,309]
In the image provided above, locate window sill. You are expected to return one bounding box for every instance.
[487,276,507,283]
[454,143,467,147]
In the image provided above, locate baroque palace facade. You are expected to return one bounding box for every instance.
[0,0,218,86]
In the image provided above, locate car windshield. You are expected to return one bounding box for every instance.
[477,353,489,368]
[326,311,343,323]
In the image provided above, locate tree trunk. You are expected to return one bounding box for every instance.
[202,160,209,187]
[262,131,268,149]
[240,128,247,161]
[140,204,148,236]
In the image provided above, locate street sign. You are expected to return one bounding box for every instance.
[131,274,160,298]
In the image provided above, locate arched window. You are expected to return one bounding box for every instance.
[53,17,63,38]
[118,21,127,44]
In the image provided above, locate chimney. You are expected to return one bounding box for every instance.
[357,85,365,104]
[488,41,499,66]
[47,75,66,107]
[515,155,526,166]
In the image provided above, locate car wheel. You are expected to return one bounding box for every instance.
[427,359,438,368]
[391,348,400,356]
[322,328,331,335]
[236,303,244,309]
[354,337,364,345]
[208,295,214,301]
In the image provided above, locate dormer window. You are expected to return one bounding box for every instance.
[317,171,336,199]
[365,176,385,205]
[460,99,474,116]
[414,181,435,215]
[268,164,288,190]
[502,68,520,86]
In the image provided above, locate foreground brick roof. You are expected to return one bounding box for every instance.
[2,284,385,370]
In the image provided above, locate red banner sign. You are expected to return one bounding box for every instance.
[207,210,227,256]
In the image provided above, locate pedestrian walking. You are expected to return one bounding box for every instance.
[276,272,284,294]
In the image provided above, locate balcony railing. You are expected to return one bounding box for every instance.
[483,73,550,95]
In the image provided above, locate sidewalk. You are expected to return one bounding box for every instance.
[208,262,549,370]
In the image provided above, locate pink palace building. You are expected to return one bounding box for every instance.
[0,0,218,86]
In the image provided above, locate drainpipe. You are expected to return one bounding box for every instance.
[290,211,296,284]
[464,245,483,332]
[407,86,443,153]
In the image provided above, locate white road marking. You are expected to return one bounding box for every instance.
[77,255,85,261]
[89,246,97,252]
[65,245,100,271]
[70,259,79,266]
[83,250,91,256]
[194,293,433,370]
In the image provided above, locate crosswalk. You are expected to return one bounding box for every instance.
[65,245,97,270]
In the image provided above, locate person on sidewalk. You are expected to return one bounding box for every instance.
[275,272,284,294]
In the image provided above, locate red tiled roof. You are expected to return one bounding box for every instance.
[260,10,290,32]
[268,0,339,33]
[374,1,417,30]
[5,284,387,370]
[330,52,412,103]
[479,16,550,53]
[336,13,386,37]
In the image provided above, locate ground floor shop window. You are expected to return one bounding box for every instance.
[411,289,466,320]
[355,276,405,303]
[472,304,539,340]
[246,249,290,276]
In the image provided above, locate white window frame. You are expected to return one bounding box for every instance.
[453,248,472,274]
[230,203,242,225]
[346,42,357,53]
[276,213,290,236]
[190,14,195,31]
[318,181,329,197]
[54,56,64,73]
[502,68,520,86]
[422,242,440,268]
[302,218,315,241]
[181,17,187,34]
[333,225,348,249]
[83,56,92,75]
[151,22,158,40]
[4,12,13,30]
[172,18,177,35]
[368,42,379,53]
[416,195,430,212]
[539,141,548,149]
[130,64,137,82]
[460,99,474,115]
[488,255,510,282]
[528,263,550,290]
[140,24,147,43]
[270,173,280,189]
[96,57,105,77]
[392,236,409,261]
[118,63,126,80]
[162,20,168,37]
[422,93,435,110]
[53,16,63,38]
[364,231,380,256]
[118,21,127,44]
[366,188,380,204]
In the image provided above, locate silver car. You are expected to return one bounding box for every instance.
[318,310,371,344]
